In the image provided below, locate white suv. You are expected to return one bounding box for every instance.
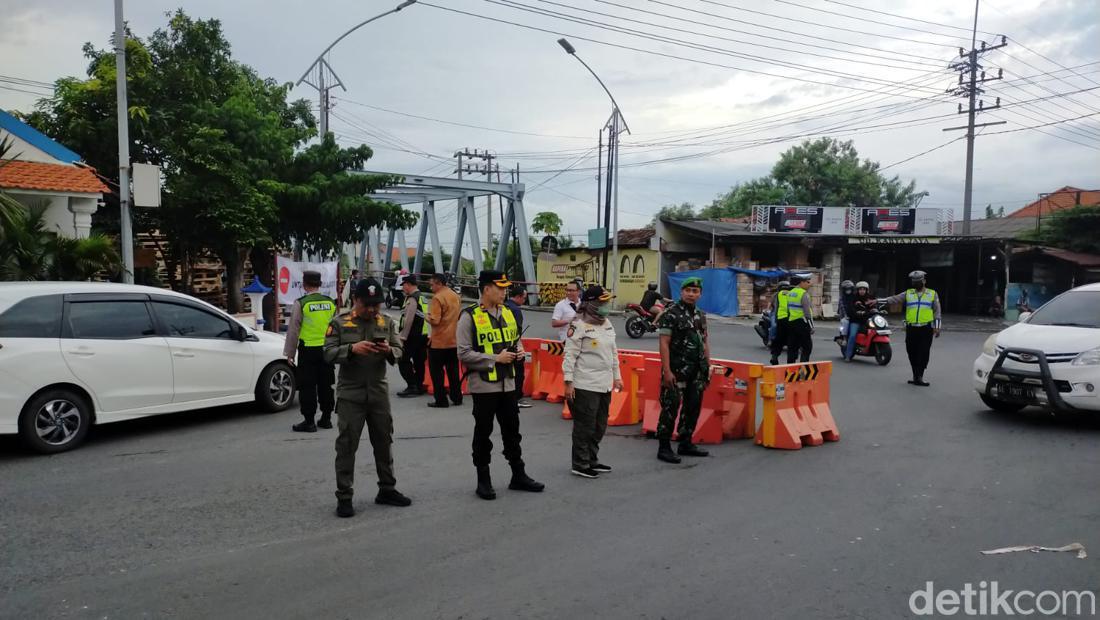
[973,283,1100,414]
[0,282,296,453]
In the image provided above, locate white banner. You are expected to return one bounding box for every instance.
[276,256,339,304]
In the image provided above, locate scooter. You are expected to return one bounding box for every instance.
[835,305,893,365]
[624,301,668,339]
[754,309,773,348]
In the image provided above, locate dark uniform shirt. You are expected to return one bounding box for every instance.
[323,311,403,405]
[657,300,708,376]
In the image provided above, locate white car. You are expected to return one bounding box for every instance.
[0,282,296,453]
[973,283,1100,414]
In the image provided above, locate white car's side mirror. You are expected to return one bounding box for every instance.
[1018,312,1032,323]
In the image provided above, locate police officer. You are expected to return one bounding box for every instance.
[396,274,430,397]
[786,274,815,363]
[284,270,336,432]
[768,279,792,365]
[879,270,942,386]
[324,278,412,518]
[457,270,545,500]
[656,276,710,463]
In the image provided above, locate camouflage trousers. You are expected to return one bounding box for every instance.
[656,370,708,443]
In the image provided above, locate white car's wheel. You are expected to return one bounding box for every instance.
[256,363,296,412]
[19,388,93,454]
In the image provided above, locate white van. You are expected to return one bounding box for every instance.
[973,283,1100,414]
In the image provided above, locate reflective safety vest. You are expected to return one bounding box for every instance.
[904,288,937,325]
[298,293,336,347]
[786,287,807,321]
[469,304,519,382]
[400,293,430,336]
[775,290,790,320]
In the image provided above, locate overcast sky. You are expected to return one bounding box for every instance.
[2,0,1098,245]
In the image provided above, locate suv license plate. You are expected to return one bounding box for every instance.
[996,382,1035,401]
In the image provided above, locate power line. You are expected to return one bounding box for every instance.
[985,111,1100,135]
[879,136,965,170]
[333,96,591,139]
[822,0,998,36]
[690,0,959,49]
[418,2,953,98]
[774,0,972,42]
[486,0,945,93]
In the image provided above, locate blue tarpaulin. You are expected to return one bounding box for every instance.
[667,268,789,317]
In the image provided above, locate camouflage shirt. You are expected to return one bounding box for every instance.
[657,300,708,375]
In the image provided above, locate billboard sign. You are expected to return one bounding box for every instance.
[768,206,823,233]
[862,208,916,235]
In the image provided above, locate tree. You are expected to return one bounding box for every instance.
[0,204,120,281]
[649,202,696,227]
[984,204,1006,219]
[699,178,786,220]
[771,138,920,208]
[531,211,563,236]
[1028,205,1100,254]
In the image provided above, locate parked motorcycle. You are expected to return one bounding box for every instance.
[835,304,893,365]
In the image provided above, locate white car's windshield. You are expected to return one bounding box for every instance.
[1026,290,1100,328]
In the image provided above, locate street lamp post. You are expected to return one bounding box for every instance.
[557,38,629,295]
[296,0,417,136]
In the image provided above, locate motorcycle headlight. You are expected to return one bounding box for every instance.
[1071,347,1100,366]
[871,315,887,329]
[982,334,998,357]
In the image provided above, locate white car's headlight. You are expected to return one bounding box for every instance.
[1071,347,1100,366]
[982,334,998,357]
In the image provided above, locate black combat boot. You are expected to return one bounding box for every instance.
[317,413,333,429]
[336,499,355,518]
[375,488,412,507]
[657,440,681,464]
[677,442,710,457]
[476,466,496,500]
[292,420,317,433]
[508,462,545,492]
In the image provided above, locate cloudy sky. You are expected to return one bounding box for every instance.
[2,0,1098,246]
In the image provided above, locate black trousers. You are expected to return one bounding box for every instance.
[570,388,610,469]
[770,318,788,361]
[471,391,523,467]
[906,324,935,378]
[787,320,813,363]
[398,334,428,391]
[296,344,334,422]
[513,359,526,401]
[428,347,463,405]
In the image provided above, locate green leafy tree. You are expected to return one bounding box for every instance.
[0,204,120,281]
[1028,205,1100,254]
[531,211,563,236]
[984,204,1006,218]
[699,178,786,219]
[649,202,696,227]
[771,138,919,208]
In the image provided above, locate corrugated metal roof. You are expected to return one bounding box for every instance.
[0,108,82,164]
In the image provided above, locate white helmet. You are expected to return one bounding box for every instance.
[855,281,869,290]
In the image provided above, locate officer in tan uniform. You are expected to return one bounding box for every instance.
[562,284,622,479]
[323,278,411,518]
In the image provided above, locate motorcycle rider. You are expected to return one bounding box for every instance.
[836,279,855,341]
[844,281,876,361]
[640,281,666,325]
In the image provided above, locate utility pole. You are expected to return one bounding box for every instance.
[944,0,1007,236]
[454,148,496,254]
[114,0,134,284]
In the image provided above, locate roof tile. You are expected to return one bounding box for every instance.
[0,160,109,194]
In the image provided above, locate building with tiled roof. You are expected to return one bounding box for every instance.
[1008,186,1100,219]
[0,108,108,238]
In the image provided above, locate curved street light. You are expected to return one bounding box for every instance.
[296,0,418,136]
[557,38,629,294]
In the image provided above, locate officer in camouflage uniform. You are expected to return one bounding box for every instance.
[656,276,711,463]
[324,278,412,518]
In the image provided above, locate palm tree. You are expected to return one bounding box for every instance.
[0,136,27,242]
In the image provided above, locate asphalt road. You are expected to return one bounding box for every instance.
[2,314,1098,619]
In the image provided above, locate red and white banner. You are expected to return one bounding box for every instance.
[275,256,339,304]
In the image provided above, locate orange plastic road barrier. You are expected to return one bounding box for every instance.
[530,340,566,404]
[423,358,470,396]
[755,362,839,450]
[706,360,764,440]
[607,353,645,426]
[640,364,732,445]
